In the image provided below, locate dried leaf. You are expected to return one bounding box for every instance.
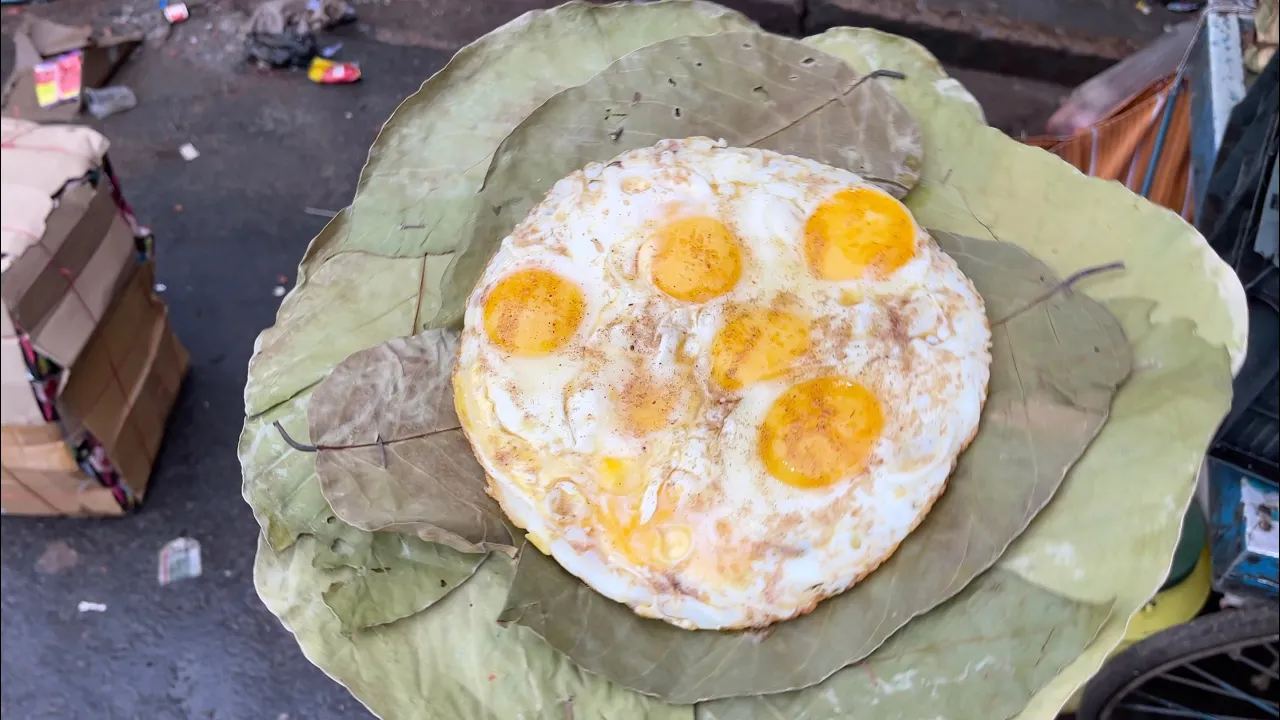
[240,390,334,551]
[310,332,516,555]
[449,31,921,328]
[497,232,1131,702]
[321,536,484,635]
[244,214,436,418]
[255,539,693,720]
[238,388,484,632]
[482,31,920,204]
[696,569,1112,719]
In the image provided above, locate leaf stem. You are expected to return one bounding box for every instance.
[993,261,1126,326]
[273,421,318,452]
[850,69,907,92]
[271,421,460,454]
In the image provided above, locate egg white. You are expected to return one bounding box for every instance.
[455,138,991,629]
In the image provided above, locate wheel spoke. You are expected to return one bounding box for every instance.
[1183,662,1279,716]
[1117,704,1218,719]
[1117,704,1264,720]
[1153,668,1280,708]
[1122,689,1223,719]
[1228,648,1280,681]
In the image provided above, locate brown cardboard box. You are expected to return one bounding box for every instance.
[1,17,140,123]
[1,263,189,516]
[0,424,122,516]
[2,119,138,409]
[1,117,186,516]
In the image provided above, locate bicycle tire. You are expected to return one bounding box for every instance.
[1078,604,1280,719]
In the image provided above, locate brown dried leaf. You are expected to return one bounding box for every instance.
[309,331,515,556]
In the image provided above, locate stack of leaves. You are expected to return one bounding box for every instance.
[240,2,1247,718]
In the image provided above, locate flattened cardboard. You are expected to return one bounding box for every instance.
[26,205,138,367]
[2,118,135,376]
[60,262,189,500]
[0,424,120,516]
[1,263,188,515]
[1,119,109,259]
[2,468,122,516]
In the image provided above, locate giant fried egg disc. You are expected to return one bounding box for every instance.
[454,138,991,630]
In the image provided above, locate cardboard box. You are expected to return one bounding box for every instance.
[1,424,123,516]
[1,117,185,516]
[1,263,189,516]
[2,119,139,406]
[1,17,140,123]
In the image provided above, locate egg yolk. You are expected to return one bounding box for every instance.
[483,268,584,355]
[593,461,689,565]
[650,217,743,302]
[596,456,645,495]
[759,377,884,489]
[710,307,811,391]
[804,188,915,280]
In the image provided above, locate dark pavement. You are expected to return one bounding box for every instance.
[0,1,1067,718]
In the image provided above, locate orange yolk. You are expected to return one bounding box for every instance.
[593,458,689,566]
[710,307,811,391]
[482,268,584,355]
[804,188,916,280]
[650,217,743,302]
[759,377,884,489]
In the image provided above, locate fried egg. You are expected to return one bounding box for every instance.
[454,138,991,630]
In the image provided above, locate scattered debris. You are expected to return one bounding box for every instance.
[33,52,84,109]
[319,41,343,58]
[1135,0,1152,15]
[272,285,287,297]
[5,17,141,121]
[178,143,200,161]
[276,274,289,284]
[245,0,355,68]
[35,540,79,574]
[83,86,137,119]
[246,28,315,67]
[173,203,184,213]
[158,537,202,585]
[162,2,190,24]
[308,57,360,84]
[154,283,168,293]
[303,206,338,218]
[77,601,108,613]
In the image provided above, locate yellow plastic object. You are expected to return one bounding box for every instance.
[1122,546,1213,648]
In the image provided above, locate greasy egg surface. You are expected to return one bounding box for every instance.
[454,138,991,630]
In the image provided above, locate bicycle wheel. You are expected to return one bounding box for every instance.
[1078,604,1279,719]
